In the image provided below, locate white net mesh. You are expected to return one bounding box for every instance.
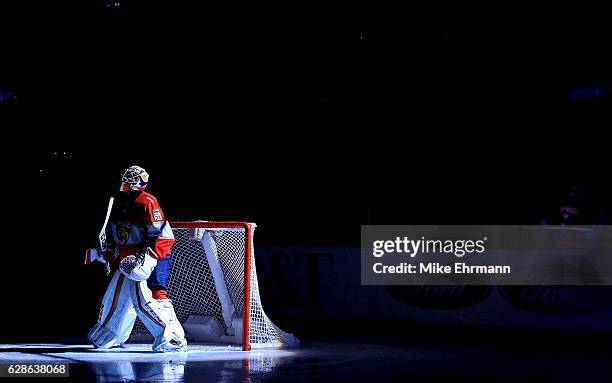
[129,222,299,349]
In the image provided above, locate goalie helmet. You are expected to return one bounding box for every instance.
[120,165,149,191]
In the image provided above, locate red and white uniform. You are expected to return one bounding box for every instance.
[108,191,175,262]
[89,189,186,351]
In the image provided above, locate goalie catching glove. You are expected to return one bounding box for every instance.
[119,247,158,282]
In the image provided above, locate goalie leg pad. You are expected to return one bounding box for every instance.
[115,307,137,347]
[131,280,187,352]
[89,270,135,349]
[88,322,119,349]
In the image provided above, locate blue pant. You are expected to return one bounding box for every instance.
[147,254,172,291]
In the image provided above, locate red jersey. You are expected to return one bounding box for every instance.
[108,191,175,261]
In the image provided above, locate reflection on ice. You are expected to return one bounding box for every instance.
[88,353,284,382]
[90,361,186,383]
[0,343,298,383]
[3,339,612,383]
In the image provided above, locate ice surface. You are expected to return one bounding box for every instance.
[2,340,610,382]
[0,343,293,363]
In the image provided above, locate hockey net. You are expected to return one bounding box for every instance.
[128,221,299,350]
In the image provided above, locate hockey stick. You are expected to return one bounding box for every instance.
[98,196,114,275]
[99,196,114,253]
[84,196,114,275]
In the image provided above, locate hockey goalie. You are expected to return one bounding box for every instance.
[85,166,187,352]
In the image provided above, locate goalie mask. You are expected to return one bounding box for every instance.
[120,166,149,191]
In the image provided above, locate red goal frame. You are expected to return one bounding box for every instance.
[170,221,253,351]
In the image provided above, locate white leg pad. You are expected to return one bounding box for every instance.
[131,279,187,352]
[115,307,137,346]
[89,270,135,349]
[88,322,119,349]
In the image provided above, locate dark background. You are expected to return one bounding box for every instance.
[1,2,611,341]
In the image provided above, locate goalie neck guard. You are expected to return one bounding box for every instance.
[120,166,149,192]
